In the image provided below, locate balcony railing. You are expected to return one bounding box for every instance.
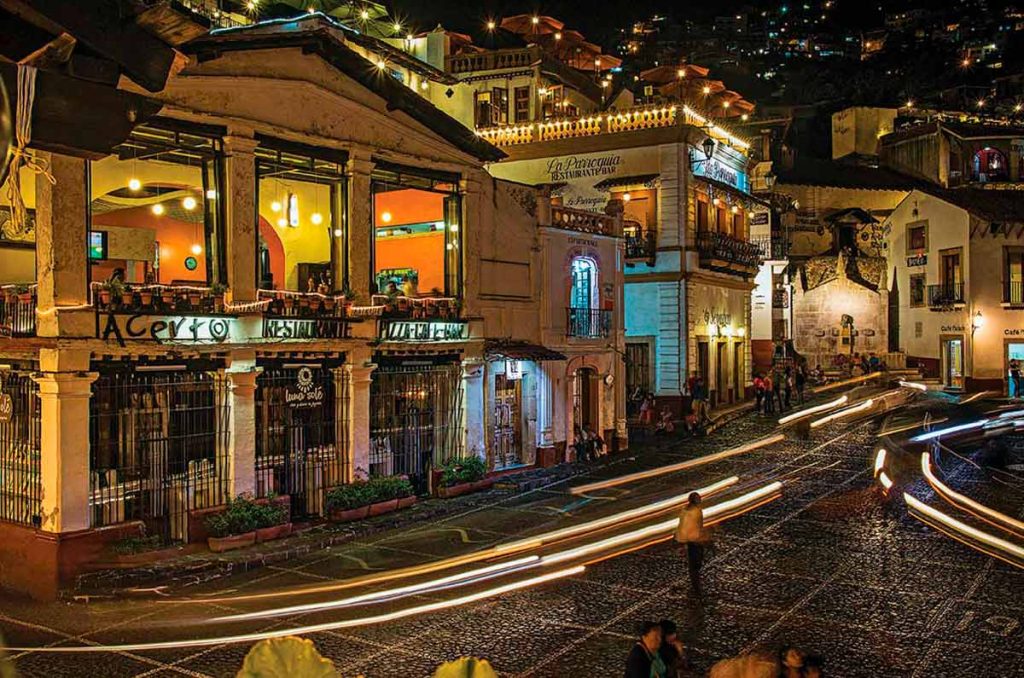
[446,47,539,74]
[1004,281,1024,307]
[0,286,36,337]
[550,205,620,237]
[927,283,965,308]
[369,294,461,320]
[259,290,349,318]
[624,222,657,261]
[566,307,611,338]
[92,282,229,314]
[696,231,762,274]
[750,234,788,261]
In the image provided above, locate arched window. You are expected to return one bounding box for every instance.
[570,257,598,309]
[973,147,1008,182]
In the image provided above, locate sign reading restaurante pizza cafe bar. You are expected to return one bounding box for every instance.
[380,320,469,342]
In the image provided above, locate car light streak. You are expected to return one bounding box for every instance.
[920,452,1024,537]
[874,448,886,476]
[877,417,948,437]
[904,492,1024,565]
[5,567,586,653]
[898,381,928,391]
[910,418,990,442]
[878,471,894,491]
[212,556,542,623]
[811,371,881,393]
[810,398,875,428]
[777,396,848,425]
[570,435,783,495]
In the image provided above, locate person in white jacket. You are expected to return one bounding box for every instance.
[674,492,708,594]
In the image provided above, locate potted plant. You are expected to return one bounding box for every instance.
[437,456,490,498]
[14,284,32,305]
[160,287,177,310]
[340,286,357,315]
[325,482,373,522]
[210,282,227,313]
[366,476,399,516]
[254,497,292,543]
[187,288,204,311]
[138,286,154,308]
[99,279,125,308]
[393,476,417,509]
[205,495,260,552]
[282,294,295,315]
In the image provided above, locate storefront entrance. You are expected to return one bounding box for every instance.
[370,359,463,492]
[1007,343,1024,397]
[572,367,598,433]
[89,363,230,542]
[941,337,964,390]
[716,342,728,406]
[491,373,523,470]
[255,361,349,518]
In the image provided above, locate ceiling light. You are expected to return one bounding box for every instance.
[277,217,287,227]
[182,196,197,210]
[333,228,343,237]
[151,203,164,216]
[271,201,281,212]
[381,211,392,223]
[128,178,141,191]
[191,243,203,255]
[311,212,323,225]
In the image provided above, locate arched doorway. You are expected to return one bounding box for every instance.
[572,366,598,434]
[973,147,1008,182]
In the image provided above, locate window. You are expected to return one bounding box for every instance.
[570,257,598,310]
[90,123,225,285]
[491,87,509,125]
[907,222,927,253]
[371,163,462,298]
[973,147,1008,182]
[514,86,530,122]
[696,200,709,232]
[474,91,493,127]
[256,141,347,293]
[717,206,728,234]
[732,212,744,240]
[1006,247,1024,304]
[909,273,926,307]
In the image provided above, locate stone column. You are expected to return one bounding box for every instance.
[347,151,375,298]
[460,173,485,316]
[461,358,486,460]
[32,349,95,533]
[347,355,376,479]
[223,134,259,303]
[225,353,260,498]
[35,153,91,338]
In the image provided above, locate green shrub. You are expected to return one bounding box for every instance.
[368,475,415,500]
[255,499,289,529]
[440,456,487,488]
[111,534,163,555]
[325,481,373,512]
[205,494,262,537]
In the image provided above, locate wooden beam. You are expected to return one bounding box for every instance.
[0,60,162,160]
[17,31,74,68]
[0,0,175,91]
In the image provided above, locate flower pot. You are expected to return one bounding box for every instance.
[367,498,399,517]
[328,505,370,523]
[438,482,470,499]
[213,295,224,313]
[397,495,418,510]
[208,531,256,553]
[255,522,292,543]
[139,291,153,307]
[187,293,202,310]
[98,290,112,306]
[161,293,176,309]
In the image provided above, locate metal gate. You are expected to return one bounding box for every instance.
[369,362,463,491]
[255,363,350,518]
[490,373,522,470]
[89,366,230,542]
[0,370,41,526]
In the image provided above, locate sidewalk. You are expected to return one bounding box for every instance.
[69,401,760,600]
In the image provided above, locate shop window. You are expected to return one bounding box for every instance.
[909,273,926,307]
[474,88,508,127]
[907,222,927,253]
[514,86,531,122]
[90,124,225,286]
[973,147,1008,182]
[570,257,598,310]
[371,163,462,299]
[256,141,347,293]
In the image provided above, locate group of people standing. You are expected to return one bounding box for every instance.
[753,364,807,415]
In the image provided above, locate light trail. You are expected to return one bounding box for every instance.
[920,452,1024,537]
[777,396,848,425]
[810,398,875,429]
[570,435,783,495]
[898,381,928,391]
[873,448,887,476]
[910,418,990,442]
[904,492,1024,566]
[810,371,881,393]
[2,567,586,653]
[877,417,948,438]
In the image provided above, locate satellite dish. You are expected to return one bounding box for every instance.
[0,76,12,187]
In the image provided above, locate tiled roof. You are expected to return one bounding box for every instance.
[775,156,922,191]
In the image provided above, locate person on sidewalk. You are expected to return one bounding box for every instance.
[674,492,709,594]
[762,372,774,415]
[794,365,806,405]
[753,373,765,414]
[771,369,783,412]
[658,619,687,676]
[691,375,710,428]
[624,621,666,678]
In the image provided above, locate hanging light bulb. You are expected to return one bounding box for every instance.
[333,228,343,237]
[182,196,197,210]
[271,201,281,212]
[191,243,203,255]
[151,203,165,215]
[311,212,323,225]
[277,217,287,227]
[128,178,142,191]
[381,211,393,223]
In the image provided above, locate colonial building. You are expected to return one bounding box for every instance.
[0,12,622,599]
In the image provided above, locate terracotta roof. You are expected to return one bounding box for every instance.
[184,16,504,162]
[775,157,922,191]
[925,187,1024,223]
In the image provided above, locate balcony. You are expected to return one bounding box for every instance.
[1003,281,1024,308]
[566,307,611,339]
[927,283,965,309]
[696,231,762,276]
[446,47,539,75]
[750,234,789,261]
[92,282,229,315]
[624,222,656,261]
[369,294,461,320]
[0,286,36,337]
[549,205,620,237]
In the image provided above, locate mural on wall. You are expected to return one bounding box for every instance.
[0,206,35,243]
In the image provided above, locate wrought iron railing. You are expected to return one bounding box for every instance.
[696,231,762,271]
[624,223,657,260]
[0,370,41,526]
[927,283,965,307]
[1004,281,1024,306]
[750,234,788,260]
[566,307,611,338]
[550,205,620,237]
[0,287,36,337]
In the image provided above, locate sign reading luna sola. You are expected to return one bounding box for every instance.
[285,366,325,410]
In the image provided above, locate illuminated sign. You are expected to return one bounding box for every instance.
[285,366,325,410]
[98,313,236,347]
[505,360,523,380]
[263,317,351,340]
[690,151,749,192]
[380,321,469,342]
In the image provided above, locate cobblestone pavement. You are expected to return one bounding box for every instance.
[3,388,1023,677]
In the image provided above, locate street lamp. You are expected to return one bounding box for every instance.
[702,136,716,161]
[972,310,984,336]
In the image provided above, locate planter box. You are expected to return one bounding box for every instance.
[438,477,495,498]
[397,495,418,510]
[472,478,495,492]
[208,531,256,553]
[367,498,399,517]
[255,522,292,543]
[328,505,370,523]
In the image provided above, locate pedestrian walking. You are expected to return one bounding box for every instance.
[762,372,774,414]
[674,492,709,594]
[1011,359,1022,398]
[624,621,666,678]
[639,393,656,435]
[691,375,710,428]
[658,619,687,676]
[771,370,783,412]
[753,373,765,414]
[794,365,806,405]
[783,367,793,410]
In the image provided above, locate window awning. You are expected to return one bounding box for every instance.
[485,340,566,362]
[593,173,661,191]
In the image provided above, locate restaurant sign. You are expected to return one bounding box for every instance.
[263,317,351,340]
[380,321,469,342]
[98,313,237,347]
[690,151,749,192]
[285,367,325,410]
[907,254,927,267]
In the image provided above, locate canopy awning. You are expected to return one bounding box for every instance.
[593,173,660,191]
[485,340,566,362]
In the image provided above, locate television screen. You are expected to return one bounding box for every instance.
[89,231,107,260]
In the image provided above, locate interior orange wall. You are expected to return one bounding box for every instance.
[92,207,207,283]
[374,188,445,226]
[375,232,445,293]
[258,216,287,290]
